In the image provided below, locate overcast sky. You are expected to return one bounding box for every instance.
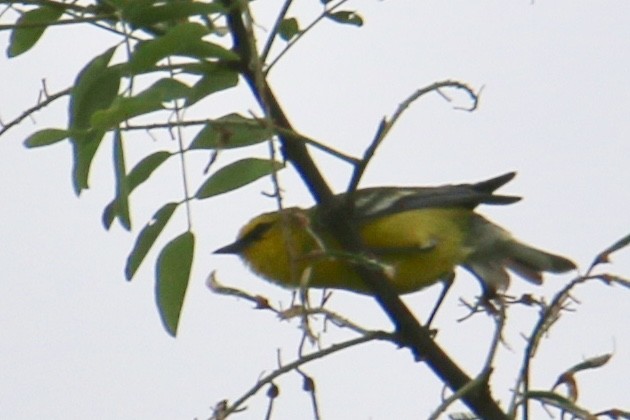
[1,1,628,419]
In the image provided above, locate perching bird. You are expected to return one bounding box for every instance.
[214,173,575,299]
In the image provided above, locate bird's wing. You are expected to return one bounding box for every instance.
[350,172,521,220]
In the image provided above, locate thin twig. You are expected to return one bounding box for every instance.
[161,57,194,231]
[428,296,507,419]
[0,15,114,31]
[295,368,321,420]
[428,372,491,420]
[347,80,478,193]
[124,117,358,166]
[302,307,374,336]
[0,0,85,13]
[210,331,390,420]
[0,87,70,137]
[507,272,601,418]
[207,272,281,314]
[260,0,294,64]
[0,0,86,13]
[0,0,125,36]
[273,126,360,165]
[265,0,349,75]
[250,111,359,169]
[208,272,381,338]
[1,0,166,39]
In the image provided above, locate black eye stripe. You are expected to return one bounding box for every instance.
[241,221,274,244]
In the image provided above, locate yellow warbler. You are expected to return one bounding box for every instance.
[215,173,575,295]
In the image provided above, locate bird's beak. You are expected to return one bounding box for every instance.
[214,221,273,255]
[213,240,245,255]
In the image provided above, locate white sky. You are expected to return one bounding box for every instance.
[1,1,629,419]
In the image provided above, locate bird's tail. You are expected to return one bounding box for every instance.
[502,240,577,284]
[464,215,576,293]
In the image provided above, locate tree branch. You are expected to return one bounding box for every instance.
[211,331,391,419]
[0,86,70,137]
[347,80,478,193]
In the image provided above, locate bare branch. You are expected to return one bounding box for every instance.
[265,0,350,74]
[506,270,625,418]
[347,80,478,193]
[210,331,390,419]
[429,297,507,419]
[0,86,70,137]
[260,0,294,64]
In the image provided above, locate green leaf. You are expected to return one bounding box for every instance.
[326,11,364,27]
[185,67,239,106]
[127,22,237,74]
[195,158,284,199]
[70,129,108,195]
[594,232,630,265]
[70,46,120,129]
[69,47,120,194]
[156,231,195,337]
[278,18,300,41]
[112,130,131,230]
[103,151,172,229]
[568,353,612,374]
[23,128,69,148]
[123,2,225,30]
[125,202,179,280]
[189,113,273,150]
[524,391,594,418]
[7,6,63,57]
[127,151,172,193]
[102,204,116,230]
[91,78,191,129]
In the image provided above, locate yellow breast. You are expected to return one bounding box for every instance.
[241,208,472,295]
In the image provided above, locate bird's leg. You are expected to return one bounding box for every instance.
[425,272,455,329]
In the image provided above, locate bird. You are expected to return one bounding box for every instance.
[214,172,576,301]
